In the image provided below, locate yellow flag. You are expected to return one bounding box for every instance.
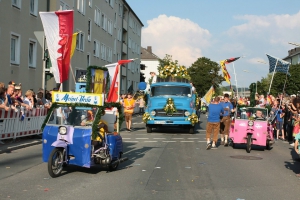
[201,86,215,105]
[220,60,231,84]
[70,32,79,58]
[94,69,105,94]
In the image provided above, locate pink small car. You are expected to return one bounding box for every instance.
[229,107,274,153]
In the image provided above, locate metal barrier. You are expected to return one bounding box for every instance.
[0,107,48,142]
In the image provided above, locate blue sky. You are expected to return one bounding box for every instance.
[126,0,300,89]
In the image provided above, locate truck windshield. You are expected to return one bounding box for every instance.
[151,86,191,96]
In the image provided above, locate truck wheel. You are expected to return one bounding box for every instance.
[189,126,194,134]
[146,126,152,133]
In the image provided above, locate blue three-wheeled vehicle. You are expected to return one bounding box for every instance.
[42,92,128,178]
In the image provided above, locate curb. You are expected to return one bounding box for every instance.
[0,140,42,154]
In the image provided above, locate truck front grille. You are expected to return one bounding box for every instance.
[156,109,185,117]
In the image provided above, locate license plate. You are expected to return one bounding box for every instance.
[154,121,165,124]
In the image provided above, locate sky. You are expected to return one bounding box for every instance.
[126,0,300,89]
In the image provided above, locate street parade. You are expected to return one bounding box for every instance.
[1,1,300,200]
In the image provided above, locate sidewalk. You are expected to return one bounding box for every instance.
[0,136,42,154]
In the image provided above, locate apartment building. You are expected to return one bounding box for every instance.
[0,0,143,94]
[283,47,300,65]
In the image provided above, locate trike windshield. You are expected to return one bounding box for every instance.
[47,105,98,126]
[236,107,268,120]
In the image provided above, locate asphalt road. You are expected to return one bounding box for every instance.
[1,114,300,200]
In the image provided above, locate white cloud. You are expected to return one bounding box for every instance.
[142,15,211,66]
[226,12,300,46]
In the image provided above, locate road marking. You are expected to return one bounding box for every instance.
[187,138,199,139]
[136,133,147,135]
[198,130,206,132]
[172,138,184,139]
[136,138,149,140]
[180,141,194,142]
[153,138,166,139]
[124,141,139,143]
[163,141,176,143]
[144,141,158,143]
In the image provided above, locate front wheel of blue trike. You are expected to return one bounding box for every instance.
[48,148,64,178]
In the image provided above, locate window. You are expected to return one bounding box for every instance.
[109,0,114,8]
[114,39,116,55]
[12,0,21,9]
[114,12,117,28]
[101,14,107,31]
[60,1,69,10]
[28,39,37,68]
[10,33,20,65]
[107,19,113,35]
[93,40,100,57]
[76,32,84,51]
[128,37,131,49]
[88,19,91,41]
[117,28,122,41]
[30,0,38,16]
[118,3,122,16]
[87,53,90,66]
[101,43,106,60]
[94,7,101,26]
[88,0,92,7]
[77,0,86,15]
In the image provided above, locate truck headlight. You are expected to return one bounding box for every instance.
[151,110,156,116]
[248,121,254,127]
[184,111,190,116]
[59,126,67,135]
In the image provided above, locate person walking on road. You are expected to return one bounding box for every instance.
[206,97,224,150]
[123,93,136,132]
[219,93,234,146]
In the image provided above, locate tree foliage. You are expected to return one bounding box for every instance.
[188,57,224,97]
[248,64,300,96]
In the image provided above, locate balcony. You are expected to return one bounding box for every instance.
[123,19,127,31]
[122,43,127,54]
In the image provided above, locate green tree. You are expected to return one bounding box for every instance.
[285,64,300,95]
[188,57,224,96]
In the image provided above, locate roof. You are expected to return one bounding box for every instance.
[141,47,160,60]
[151,82,191,87]
[283,47,300,60]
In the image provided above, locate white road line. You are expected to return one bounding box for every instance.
[198,130,206,132]
[135,138,149,140]
[180,141,194,142]
[163,141,177,143]
[187,138,199,139]
[124,141,139,143]
[153,138,166,139]
[172,138,184,139]
[144,141,158,143]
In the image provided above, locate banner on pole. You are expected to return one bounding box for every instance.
[201,86,215,105]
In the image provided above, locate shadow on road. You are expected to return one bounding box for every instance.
[284,147,300,175]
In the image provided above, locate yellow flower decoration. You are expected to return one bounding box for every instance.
[186,113,199,126]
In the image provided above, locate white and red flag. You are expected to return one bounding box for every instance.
[40,10,74,83]
[105,59,135,102]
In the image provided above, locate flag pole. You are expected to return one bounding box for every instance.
[232,62,238,98]
[268,59,279,94]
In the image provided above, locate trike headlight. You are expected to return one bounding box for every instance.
[59,126,67,135]
[248,121,254,127]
